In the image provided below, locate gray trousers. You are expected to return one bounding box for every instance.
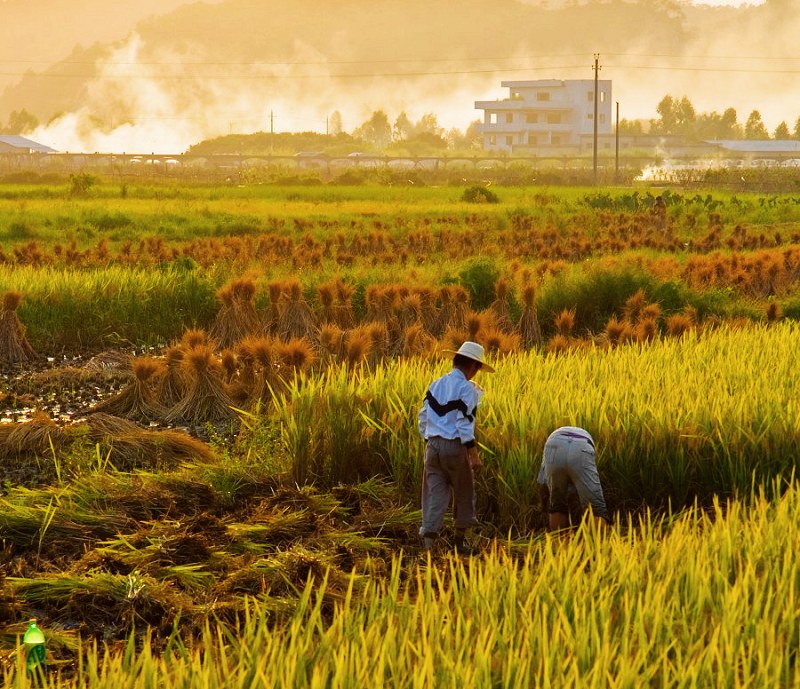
[542,432,609,521]
[419,436,477,537]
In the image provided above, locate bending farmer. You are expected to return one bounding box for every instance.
[537,426,610,530]
[417,341,494,555]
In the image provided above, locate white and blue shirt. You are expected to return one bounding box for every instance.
[418,368,484,447]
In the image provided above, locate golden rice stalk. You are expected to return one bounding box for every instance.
[0,290,35,363]
[277,279,319,342]
[89,357,166,422]
[0,411,70,458]
[209,277,262,349]
[518,283,543,350]
[165,345,237,425]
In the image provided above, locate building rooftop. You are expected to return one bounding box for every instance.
[0,135,58,153]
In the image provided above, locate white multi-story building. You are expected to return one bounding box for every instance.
[475,79,612,152]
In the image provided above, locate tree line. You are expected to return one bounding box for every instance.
[620,95,800,141]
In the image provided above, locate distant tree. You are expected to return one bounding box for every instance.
[720,108,742,139]
[745,110,769,139]
[793,116,800,140]
[4,109,39,134]
[654,95,677,134]
[353,110,392,148]
[446,120,483,151]
[617,118,644,135]
[328,111,343,136]
[415,113,443,137]
[393,112,413,141]
[674,96,696,136]
[773,121,791,140]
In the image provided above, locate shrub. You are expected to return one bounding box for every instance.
[458,258,501,311]
[461,185,499,203]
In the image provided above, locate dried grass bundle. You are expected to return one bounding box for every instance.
[180,328,212,349]
[165,345,237,425]
[319,323,346,362]
[518,283,543,350]
[0,411,69,458]
[245,335,283,405]
[209,277,262,349]
[277,279,319,342]
[622,289,649,325]
[266,281,284,334]
[401,323,436,359]
[481,328,520,355]
[89,356,165,422]
[92,427,215,471]
[0,290,35,363]
[554,308,576,338]
[364,322,389,366]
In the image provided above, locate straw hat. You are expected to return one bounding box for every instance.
[443,341,495,373]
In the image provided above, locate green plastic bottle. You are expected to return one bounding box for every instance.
[23,619,46,673]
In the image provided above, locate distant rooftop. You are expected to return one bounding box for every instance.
[0,135,58,153]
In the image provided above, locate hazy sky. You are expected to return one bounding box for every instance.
[0,0,794,153]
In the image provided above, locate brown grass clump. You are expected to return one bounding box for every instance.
[0,290,35,363]
[90,356,165,422]
[209,277,262,349]
[481,328,520,355]
[546,334,573,355]
[244,335,283,405]
[518,283,543,350]
[401,323,436,359]
[318,277,356,329]
[364,321,390,366]
[180,328,212,349]
[165,345,237,425]
[603,316,628,347]
[622,289,648,325]
[319,323,346,363]
[277,279,319,342]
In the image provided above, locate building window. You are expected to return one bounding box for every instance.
[506,135,513,146]
[526,113,537,123]
[506,113,513,123]
[600,91,606,103]
[547,113,560,124]
[536,92,550,102]
[489,113,497,124]
[489,135,497,146]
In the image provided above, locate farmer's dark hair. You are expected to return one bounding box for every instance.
[454,353,481,371]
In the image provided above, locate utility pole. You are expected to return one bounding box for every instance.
[593,53,600,185]
[615,101,620,182]
[269,110,274,154]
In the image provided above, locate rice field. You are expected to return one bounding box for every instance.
[1,179,800,687]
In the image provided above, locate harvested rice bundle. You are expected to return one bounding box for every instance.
[333,278,356,329]
[365,321,389,366]
[89,357,165,422]
[401,323,436,359]
[85,412,141,438]
[158,346,186,408]
[276,337,317,377]
[481,327,521,355]
[266,281,284,335]
[165,344,237,425]
[91,426,215,471]
[209,277,262,349]
[488,278,513,332]
[277,280,319,342]
[319,323,346,363]
[415,287,439,336]
[343,327,372,368]
[0,411,69,458]
[518,283,543,350]
[180,328,212,349]
[246,335,283,405]
[435,285,470,334]
[0,291,35,363]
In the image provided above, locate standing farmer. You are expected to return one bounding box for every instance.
[537,426,610,530]
[418,341,494,554]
